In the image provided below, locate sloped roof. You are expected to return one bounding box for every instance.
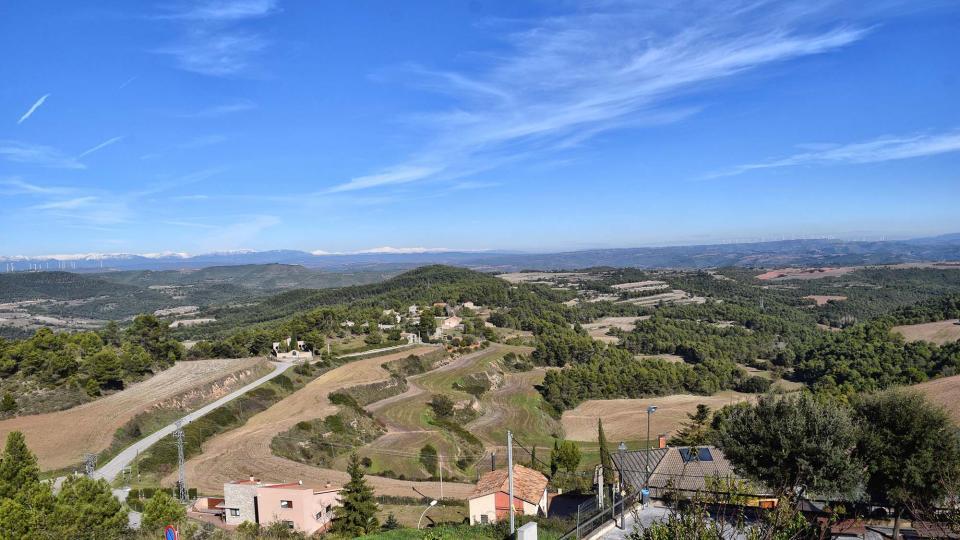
[611,448,670,492]
[647,446,739,494]
[471,465,548,504]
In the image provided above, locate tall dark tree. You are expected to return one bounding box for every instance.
[418,311,437,342]
[854,389,960,539]
[550,440,560,477]
[716,392,861,498]
[333,453,379,536]
[598,419,613,486]
[670,404,713,447]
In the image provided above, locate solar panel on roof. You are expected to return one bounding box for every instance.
[679,448,693,462]
[697,447,713,461]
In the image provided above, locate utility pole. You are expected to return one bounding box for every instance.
[438,452,443,500]
[507,431,515,535]
[175,420,187,503]
[645,405,657,488]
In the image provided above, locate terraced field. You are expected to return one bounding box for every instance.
[353,344,557,481]
[0,357,269,470]
[173,346,476,499]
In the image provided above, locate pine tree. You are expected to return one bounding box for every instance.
[383,512,401,530]
[52,475,128,539]
[0,431,39,500]
[333,453,380,536]
[598,419,613,486]
[141,489,185,532]
[0,393,16,414]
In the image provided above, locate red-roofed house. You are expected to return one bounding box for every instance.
[468,465,549,525]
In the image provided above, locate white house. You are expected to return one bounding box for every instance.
[468,465,549,525]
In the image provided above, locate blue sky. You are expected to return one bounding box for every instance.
[1,1,959,256]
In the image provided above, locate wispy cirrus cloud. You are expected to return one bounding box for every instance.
[0,177,74,196]
[17,94,50,124]
[707,130,960,178]
[331,1,872,192]
[156,0,278,76]
[77,136,125,159]
[0,140,84,169]
[179,99,257,118]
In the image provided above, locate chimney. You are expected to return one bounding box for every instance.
[658,434,667,449]
[298,480,303,485]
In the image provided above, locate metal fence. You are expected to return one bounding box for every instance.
[559,488,641,540]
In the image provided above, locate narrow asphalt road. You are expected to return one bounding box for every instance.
[92,343,427,483]
[92,360,293,483]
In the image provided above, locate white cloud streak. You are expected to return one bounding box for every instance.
[156,1,277,76]
[331,1,872,192]
[708,130,960,178]
[17,94,50,124]
[179,99,257,118]
[0,140,84,169]
[77,136,125,159]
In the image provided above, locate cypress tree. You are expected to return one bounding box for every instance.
[333,453,380,536]
[598,419,613,486]
[549,440,560,477]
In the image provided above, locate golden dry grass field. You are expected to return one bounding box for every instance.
[0,357,267,470]
[171,346,476,499]
[892,320,960,345]
[560,391,754,443]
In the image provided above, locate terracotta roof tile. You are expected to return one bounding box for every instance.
[470,465,548,505]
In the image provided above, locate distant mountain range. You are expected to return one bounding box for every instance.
[3,234,960,273]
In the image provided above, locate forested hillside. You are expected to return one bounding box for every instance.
[0,315,184,415]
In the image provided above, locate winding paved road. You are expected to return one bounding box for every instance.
[92,360,293,483]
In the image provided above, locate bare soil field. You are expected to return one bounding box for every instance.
[0,357,267,470]
[174,346,475,499]
[612,281,669,291]
[496,272,593,284]
[803,295,847,306]
[618,290,706,307]
[756,267,857,281]
[582,316,649,343]
[915,374,960,425]
[561,391,754,443]
[893,320,960,345]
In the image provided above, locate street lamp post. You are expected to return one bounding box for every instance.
[645,405,657,487]
[418,500,438,530]
[617,441,627,529]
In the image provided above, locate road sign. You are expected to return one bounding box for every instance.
[164,525,178,540]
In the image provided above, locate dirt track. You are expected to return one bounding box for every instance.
[0,357,266,470]
[173,346,476,499]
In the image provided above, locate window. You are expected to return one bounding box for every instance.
[280,500,293,509]
[283,521,295,529]
[480,514,489,524]
[229,509,240,517]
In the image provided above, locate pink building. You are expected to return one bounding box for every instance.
[255,482,341,535]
